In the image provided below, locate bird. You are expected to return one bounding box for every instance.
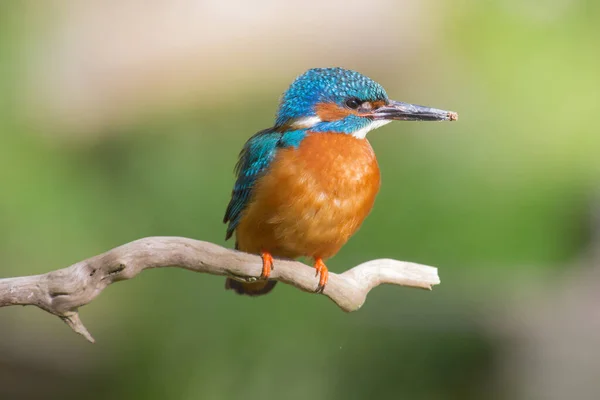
[223,67,457,296]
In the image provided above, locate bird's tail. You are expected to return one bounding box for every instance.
[225,279,277,296]
[225,241,277,296]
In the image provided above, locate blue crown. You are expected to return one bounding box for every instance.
[275,67,388,127]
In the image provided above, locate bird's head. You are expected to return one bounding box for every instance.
[275,67,457,138]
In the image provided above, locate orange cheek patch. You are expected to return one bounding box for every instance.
[371,100,386,109]
[315,102,358,121]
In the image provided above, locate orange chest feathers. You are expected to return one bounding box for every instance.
[235,132,381,259]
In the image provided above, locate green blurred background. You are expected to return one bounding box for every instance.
[1,1,600,399]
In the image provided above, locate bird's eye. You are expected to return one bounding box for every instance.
[345,98,361,109]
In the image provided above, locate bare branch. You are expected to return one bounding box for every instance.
[0,237,440,343]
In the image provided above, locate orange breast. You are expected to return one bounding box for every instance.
[235,132,381,260]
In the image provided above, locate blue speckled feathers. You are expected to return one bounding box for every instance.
[275,67,388,127]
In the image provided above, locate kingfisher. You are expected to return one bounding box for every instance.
[223,67,457,296]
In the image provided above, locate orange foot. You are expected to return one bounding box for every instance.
[314,258,329,293]
[260,251,274,280]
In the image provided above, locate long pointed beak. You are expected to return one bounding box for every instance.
[372,100,458,122]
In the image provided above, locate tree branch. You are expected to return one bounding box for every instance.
[0,236,440,343]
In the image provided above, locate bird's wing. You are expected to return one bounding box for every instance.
[223,129,282,240]
[223,129,307,240]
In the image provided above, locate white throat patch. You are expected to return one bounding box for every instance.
[352,120,391,139]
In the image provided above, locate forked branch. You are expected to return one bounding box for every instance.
[0,237,440,343]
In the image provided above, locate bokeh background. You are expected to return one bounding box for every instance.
[1,1,600,399]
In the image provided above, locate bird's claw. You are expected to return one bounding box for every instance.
[314,258,329,293]
[260,251,273,280]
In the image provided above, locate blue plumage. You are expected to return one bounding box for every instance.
[310,114,373,134]
[275,67,388,128]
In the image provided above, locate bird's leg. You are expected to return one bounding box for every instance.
[313,257,329,293]
[260,251,274,280]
